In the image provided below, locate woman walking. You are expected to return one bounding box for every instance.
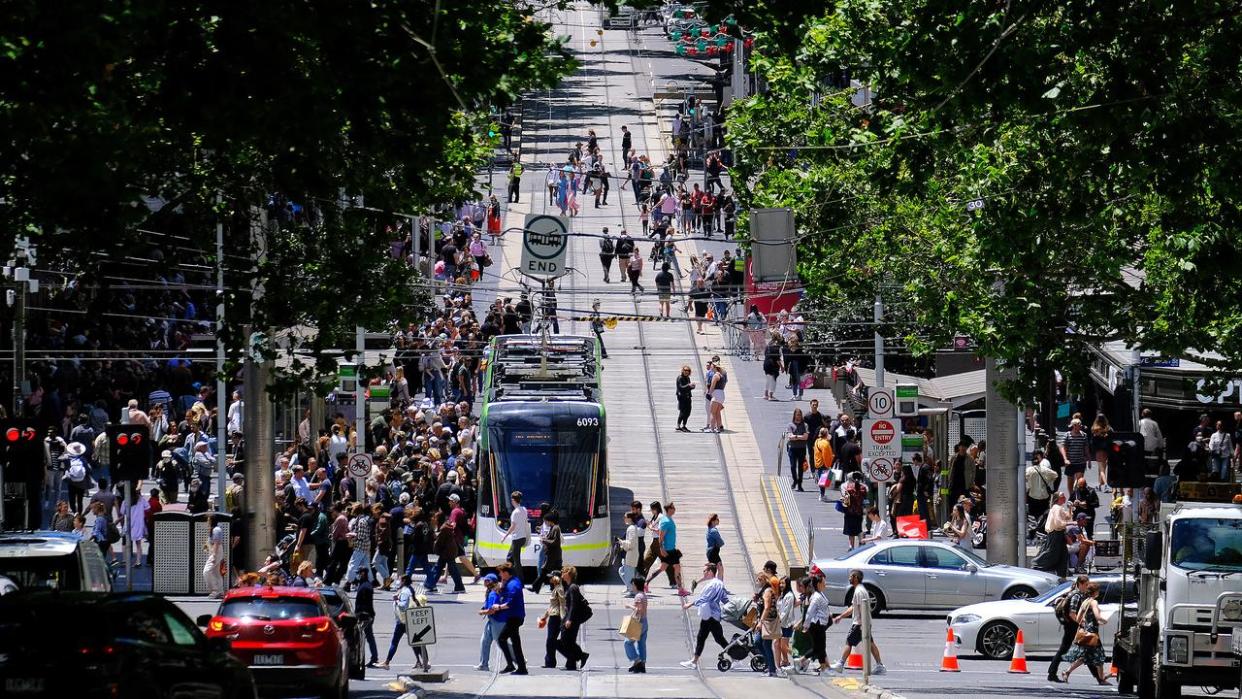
[786,409,809,492]
[381,574,430,672]
[476,573,503,671]
[530,510,562,594]
[618,511,641,591]
[598,228,615,283]
[756,572,781,677]
[627,248,645,293]
[1059,582,1111,685]
[559,566,590,670]
[776,576,799,673]
[706,363,727,432]
[762,333,784,400]
[745,306,766,360]
[801,575,831,674]
[785,338,810,400]
[675,365,696,432]
[623,576,648,673]
[705,514,725,582]
[538,574,566,668]
[1090,414,1113,492]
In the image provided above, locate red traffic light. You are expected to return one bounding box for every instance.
[4,428,17,443]
[130,433,143,445]
[116,433,129,446]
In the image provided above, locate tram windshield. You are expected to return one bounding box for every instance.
[490,426,601,532]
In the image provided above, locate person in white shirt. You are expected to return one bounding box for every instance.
[1209,420,1234,482]
[1026,449,1058,518]
[618,511,640,597]
[800,576,832,673]
[1138,408,1164,456]
[861,507,891,544]
[119,399,138,425]
[226,391,244,435]
[327,425,349,464]
[500,491,530,584]
[830,570,885,674]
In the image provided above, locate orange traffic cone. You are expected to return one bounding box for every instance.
[940,628,961,672]
[845,646,864,670]
[1008,629,1029,674]
[1108,658,1118,677]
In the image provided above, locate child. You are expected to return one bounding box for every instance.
[639,203,650,236]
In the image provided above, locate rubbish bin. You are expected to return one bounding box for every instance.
[152,511,194,595]
[191,512,232,595]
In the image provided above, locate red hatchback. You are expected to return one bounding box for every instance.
[200,585,352,699]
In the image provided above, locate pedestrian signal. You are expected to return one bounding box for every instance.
[108,424,152,483]
[0,420,42,482]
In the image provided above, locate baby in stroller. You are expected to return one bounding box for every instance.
[714,596,769,672]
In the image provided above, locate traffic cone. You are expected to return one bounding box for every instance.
[940,628,961,672]
[844,646,864,670]
[1008,629,1029,674]
[1108,658,1118,678]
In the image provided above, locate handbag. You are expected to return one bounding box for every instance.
[799,373,816,389]
[619,614,643,641]
[1073,629,1101,647]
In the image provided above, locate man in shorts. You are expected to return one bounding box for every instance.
[644,502,687,596]
[829,569,886,674]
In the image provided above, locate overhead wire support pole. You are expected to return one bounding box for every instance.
[216,195,229,512]
[874,292,887,521]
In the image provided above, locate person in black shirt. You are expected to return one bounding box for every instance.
[515,294,533,333]
[654,263,675,318]
[355,568,380,667]
[1047,575,1091,682]
[804,400,826,476]
[675,366,696,432]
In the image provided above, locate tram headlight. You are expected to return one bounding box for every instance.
[1167,635,1189,664]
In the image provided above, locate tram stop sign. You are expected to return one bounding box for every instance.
[520,213,569,279]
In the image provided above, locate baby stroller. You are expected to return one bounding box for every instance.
[715,597,767,673]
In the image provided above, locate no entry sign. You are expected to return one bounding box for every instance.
[862,418,900,462]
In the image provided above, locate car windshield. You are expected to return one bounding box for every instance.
[1170,518,1242,572]
[319,589,345,616]
[0,553,82,591]
[218,596,323,621]
[491,426,600,531]
[836,544,874,561]
[1032,581,1073,603]
[952,545,990,567]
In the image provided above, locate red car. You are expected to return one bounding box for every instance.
[200,585,352,699]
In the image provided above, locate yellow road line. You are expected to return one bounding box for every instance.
[763,477,792,568]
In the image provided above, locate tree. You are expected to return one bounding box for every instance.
[725,1,1242,402]
[0,1,573,393]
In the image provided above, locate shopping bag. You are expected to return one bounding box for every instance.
[799,373,816,389]
[896,515,929,539]
[619,614,643,641]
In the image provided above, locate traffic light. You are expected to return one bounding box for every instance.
[1105,431,1147,488]
[0,420,42,482]
[107,424,151,483]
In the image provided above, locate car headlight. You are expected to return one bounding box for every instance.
[953,614,981,625]
[1167,635,1190,664]
[1223,599,1242,621]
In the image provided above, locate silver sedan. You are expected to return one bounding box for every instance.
[813,540,1061,614]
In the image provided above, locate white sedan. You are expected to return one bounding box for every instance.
[947,575,1136,659]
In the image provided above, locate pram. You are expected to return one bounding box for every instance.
[715,597,768,673]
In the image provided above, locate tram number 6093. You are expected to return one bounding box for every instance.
[576,417,599,427]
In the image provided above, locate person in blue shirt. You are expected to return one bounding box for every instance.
[492,562,529,674]
[476,573,503,671]
[644,502,687,595]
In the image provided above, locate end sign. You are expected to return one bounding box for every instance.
[520,214,569,279]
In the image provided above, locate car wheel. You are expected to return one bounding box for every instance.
[1002,585,1036,600]
[863,584,885,616]
[977,621,1017,660]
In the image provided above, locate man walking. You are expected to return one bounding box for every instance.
[829,569,886,674]
[620,126,632,167]
[507,161,523,203]
[559,565,591,670]
[500,491,529,584]
[679,562,731,670]
[615,230,635,284]
[1047,575,1090,682]
[644,501,686,595]
[493,562,529,675]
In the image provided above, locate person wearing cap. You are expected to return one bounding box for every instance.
[447,492,480,583]
[155,449,180,505]
[476,573,504,671]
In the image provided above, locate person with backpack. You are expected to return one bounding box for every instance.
[558,566,592,670]
[1047,574,1090,681]
[841,472,868,549]
[598,227,615,283]
[615,230,635,284]
[63,442,92,514]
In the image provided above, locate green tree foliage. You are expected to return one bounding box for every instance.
[726,1,1242,399]
[0,1,572,393]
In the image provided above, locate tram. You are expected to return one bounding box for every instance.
[475,335,610,569]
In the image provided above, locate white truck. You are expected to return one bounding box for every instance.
[1113,501,1242,698]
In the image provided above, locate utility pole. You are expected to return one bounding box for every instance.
[215,196,229,511]
[244,210,276,573]
[1016,405,1027,568]
[873,293,887,520]
[354,324,366,503]
[6,242,37,416]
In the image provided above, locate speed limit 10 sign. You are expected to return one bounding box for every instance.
[868,387,894,418]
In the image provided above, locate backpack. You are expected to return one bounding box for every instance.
[67,459,88,483]
[105,518,121,545]
[845,485,865,515]
[574,586,594,622]
[1054,593,1072,625]
[599,237,615,255]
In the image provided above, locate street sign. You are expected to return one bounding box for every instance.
[520,213,569,278]
[346,453,373,478]
[862,418,900,462]
[867,387,894,418]
[866,456,895,483]
[405,605,437,647]
[894,383,919,417]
